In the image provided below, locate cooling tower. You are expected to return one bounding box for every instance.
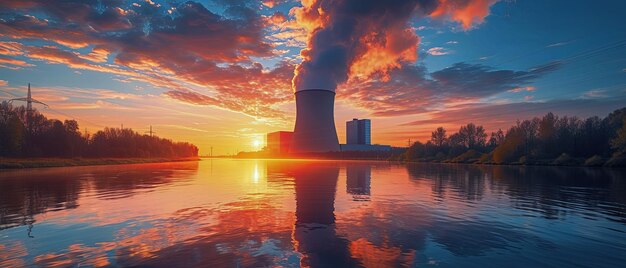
[291,89,340,153]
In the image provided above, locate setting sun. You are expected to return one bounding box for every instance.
[253,139,262,149]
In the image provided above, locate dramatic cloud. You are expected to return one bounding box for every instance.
[0,0,503,120]
[292,0,499,92]
[0,0,292,119]
[339,61,560,116]
[430,61,560,99]
[430,0,499,29]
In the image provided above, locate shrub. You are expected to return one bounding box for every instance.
[584,155,605,167]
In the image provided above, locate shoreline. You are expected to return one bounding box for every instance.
[0,157,200,169]
[389,158,626,169]
[220,155,626,168]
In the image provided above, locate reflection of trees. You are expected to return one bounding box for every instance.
[89,163,197,200]
[406,163,486,201]
[489,165,626,223]
[0,169,81,232]
[0,162,198,232]
[406,163,626,223]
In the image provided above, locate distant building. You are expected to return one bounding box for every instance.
[267,131,293,155]
[346,118,371,145]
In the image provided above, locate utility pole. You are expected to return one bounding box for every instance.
[408,139,411,147]
[210,146,213,157]
[145,125,156,137]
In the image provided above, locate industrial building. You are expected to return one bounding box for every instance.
[267,131,293,155]
[267,90,392,154]
[346,118,371,145]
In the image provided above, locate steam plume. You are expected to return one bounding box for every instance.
[292,0,499,92]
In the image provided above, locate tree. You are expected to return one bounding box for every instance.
[488,129,505,147]
[0,103,198,158]
[458,123,487,149]
[431,127,447,146]
[611,118,626,156]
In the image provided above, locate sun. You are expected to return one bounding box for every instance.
[252,139,262,149]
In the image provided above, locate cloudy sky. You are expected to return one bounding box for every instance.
[1,0,625,154]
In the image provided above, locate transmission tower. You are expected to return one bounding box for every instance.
[9,83,48,128]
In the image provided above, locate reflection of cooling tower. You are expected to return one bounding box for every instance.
[291,89,340,153]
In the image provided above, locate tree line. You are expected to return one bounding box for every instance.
[0,102,198,158]
[396,107,626,167]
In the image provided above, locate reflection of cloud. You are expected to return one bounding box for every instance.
[35,244,110,267]
[0,241,27,267]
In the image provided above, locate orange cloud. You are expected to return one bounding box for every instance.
[430,0,499,29]
[508,86,536,93]
[349,28,419,81]
[0,41,25,56]
[292,0,499,92]
[0,56,33,67]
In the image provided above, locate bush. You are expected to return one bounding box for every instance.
[604,156,626,167]
[553,153,579,166]
[478,152,493,164]
[451,150,482,163]
[584,155,605,167]
[435,152,447,161]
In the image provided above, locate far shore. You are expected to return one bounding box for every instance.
[0,157,200,169]
[222,154,626,168]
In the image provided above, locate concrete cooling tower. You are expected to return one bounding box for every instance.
[291,89,340,153]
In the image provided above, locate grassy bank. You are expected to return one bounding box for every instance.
[393,153,626,168]
[0,157,200,169]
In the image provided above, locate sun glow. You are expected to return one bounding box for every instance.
[252,139,262,149]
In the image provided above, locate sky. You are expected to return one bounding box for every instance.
[1,0,625,155]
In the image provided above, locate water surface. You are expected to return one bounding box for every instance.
[1,159,625,267]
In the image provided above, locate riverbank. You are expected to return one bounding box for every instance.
[395,153,626,168]
[0,157,200,169]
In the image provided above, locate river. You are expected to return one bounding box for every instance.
[1,159,625,267]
